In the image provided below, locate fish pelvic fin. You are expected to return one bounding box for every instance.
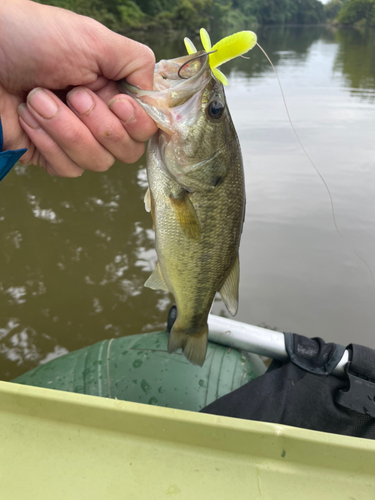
[169,191,201,242]
[168,323,208,366]
[144,262,169,292]
[219,255,240,316]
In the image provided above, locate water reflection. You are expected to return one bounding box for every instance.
[0,159,170,379]
[1,26,375,380]
[333,28,375,94]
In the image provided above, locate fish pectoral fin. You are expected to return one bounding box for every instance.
[219,255,240,316]
[144,187,151,213]
[169,191,201,242]
[144,262,169,292]
[145,187,156,229]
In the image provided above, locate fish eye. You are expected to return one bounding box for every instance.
[207,100,224,120]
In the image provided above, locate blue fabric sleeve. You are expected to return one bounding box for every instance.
[0,117,27,182]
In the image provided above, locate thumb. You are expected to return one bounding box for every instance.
[93,26,155,90]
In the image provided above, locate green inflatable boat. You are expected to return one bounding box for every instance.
[13,328,266,412]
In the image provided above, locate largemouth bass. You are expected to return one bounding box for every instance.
[119,51,245,366]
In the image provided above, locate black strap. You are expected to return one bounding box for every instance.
[284,332,346,375]
[336,343,375,417]
[349,344,375,380]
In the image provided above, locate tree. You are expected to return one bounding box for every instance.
[36,0,331,32]
[324,0,344,20]
[338,0,375,25]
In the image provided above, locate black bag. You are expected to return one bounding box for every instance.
[201,333,375,440]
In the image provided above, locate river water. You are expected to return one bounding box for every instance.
[1,26,375,380]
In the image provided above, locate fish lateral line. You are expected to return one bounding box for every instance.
[255,42,375,287]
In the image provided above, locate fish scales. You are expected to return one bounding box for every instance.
[149,133,244,323]
[119,51,245,366]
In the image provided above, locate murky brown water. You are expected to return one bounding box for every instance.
[1,26,375,380]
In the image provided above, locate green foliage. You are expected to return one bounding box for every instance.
[224,0,324,26]
[173,0,212,30]
[118,0,145,28]
[261,0,324,24]
[36,0,123,29]
[36,0,329,33]
[294,0,325,23]
[337,0,375,25]
[249,0,296,24]
[135,0,177,17]
[324,0,344,20]
[146,11,174,30]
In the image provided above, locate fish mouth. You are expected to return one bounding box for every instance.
[117,51,212,133]
[118,51,210,96]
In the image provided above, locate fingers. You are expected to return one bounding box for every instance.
[67,87,144,163]
[88,80,157,140]
[25,88,115,173]
[17,85,157,177]
[17,104,84,178]
[108,94,158,142]
[95,32,155,90]
[68,87,157,160]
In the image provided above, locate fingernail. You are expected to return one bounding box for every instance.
[67,88,94,115]
[17,103,41,129]
[27,88,58,119]
[108,98,136,123]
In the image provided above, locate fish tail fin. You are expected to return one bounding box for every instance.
[168,323,208,367]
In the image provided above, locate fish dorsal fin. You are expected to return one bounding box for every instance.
[169,191,201,242]
[144,187,151,213]
[219,255,240,316]
[144,262,169,292]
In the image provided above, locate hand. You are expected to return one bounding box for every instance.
[0,0,158,177]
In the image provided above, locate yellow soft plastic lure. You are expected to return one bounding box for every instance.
[184,28,257,85]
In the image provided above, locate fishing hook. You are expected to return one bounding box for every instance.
[177,50,217,79]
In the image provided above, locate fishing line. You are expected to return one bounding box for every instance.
[256,42,375,285]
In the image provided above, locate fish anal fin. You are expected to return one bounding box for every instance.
[168,322,208,366]
[144,262,169,292]
[169,191,201,242]
[219,255,240,316]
